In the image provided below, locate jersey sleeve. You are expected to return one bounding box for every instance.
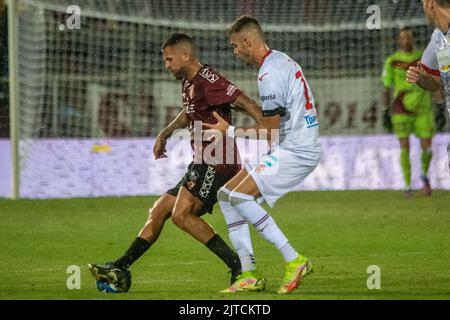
[258,70,287,117]
[421,30,440,76]
[381,56,393,88]
[203,71,241,106]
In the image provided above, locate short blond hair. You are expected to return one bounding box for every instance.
[228,15,264,38]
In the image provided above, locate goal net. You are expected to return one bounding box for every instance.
[5,0,450,198]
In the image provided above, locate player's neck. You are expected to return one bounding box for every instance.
[186,61,203,81]
[255,45,272,68]
[434,6,450,34]
[400,47,414,53]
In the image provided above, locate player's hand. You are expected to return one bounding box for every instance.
[203,112,230,135]
[406,64,426,84]
[153,137,167,160]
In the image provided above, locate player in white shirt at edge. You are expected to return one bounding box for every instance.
[407,0,450,173]
[205,16,322,294]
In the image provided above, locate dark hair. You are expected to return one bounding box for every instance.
[399,26,415,37]
[161,33,195,51]
[228,15,264,37]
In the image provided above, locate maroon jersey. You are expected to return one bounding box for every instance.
[182,66,241,176]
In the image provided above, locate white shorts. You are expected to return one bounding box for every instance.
[245,146,322,208]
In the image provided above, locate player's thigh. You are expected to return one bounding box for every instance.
[172,187,204,220]
[414,112,435,140]
[224,169,253,191]
[392,114,414,139]
[148,193,176,220]
[229,171,261,198]
[179,163,225,216]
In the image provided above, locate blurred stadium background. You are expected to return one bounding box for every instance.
[0,0,449,198]
[1,0,450,301]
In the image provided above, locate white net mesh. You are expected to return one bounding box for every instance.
[6,0,450,198]
[15,0,440,139]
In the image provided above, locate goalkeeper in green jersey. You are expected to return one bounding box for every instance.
[381,27,435,198]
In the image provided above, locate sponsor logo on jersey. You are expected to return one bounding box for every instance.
[183,93,196,114]
[261,94,276,102]
[304,114,319,128]
[226,84,238,97]
[200,68,219,83]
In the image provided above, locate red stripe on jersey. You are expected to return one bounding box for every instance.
[296,70,313,110]
[421,63,440,76]
[259,49,273,67]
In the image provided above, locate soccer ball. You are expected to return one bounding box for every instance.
[96,280,120,293]
[95,268,132,293]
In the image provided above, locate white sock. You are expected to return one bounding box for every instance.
[239,253,256,272]
[229,191,299,263]
[218,188,256,272]
[279,243,299,263]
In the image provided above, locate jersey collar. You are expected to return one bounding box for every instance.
[440,25,450,36]
[259,49,273,68]
[184,65,208,85]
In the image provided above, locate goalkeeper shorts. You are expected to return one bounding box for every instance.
[391,113,435,139]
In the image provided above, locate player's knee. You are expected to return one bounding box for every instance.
[217,187,231,202]
[148,206,170,222]
[229,191,255,207]
[171,209,189,229]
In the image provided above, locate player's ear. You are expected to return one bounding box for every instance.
[182,52,190,63]
[427,0,434,10]
[243,37,251,48]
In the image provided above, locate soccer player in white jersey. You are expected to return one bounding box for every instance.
[406,0,450,173]
[204,16,322,294]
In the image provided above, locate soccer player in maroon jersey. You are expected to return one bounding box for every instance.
[89,33,263,293]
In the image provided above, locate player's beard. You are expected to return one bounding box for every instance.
[174,72,184,80]
[237,53,253,66]
[241,50,257,67]
[170,69,184,80]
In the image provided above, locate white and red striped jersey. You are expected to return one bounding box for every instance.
[422,28,450,116]
[257,50,321,153]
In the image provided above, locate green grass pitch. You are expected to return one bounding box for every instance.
[1,190,449,300]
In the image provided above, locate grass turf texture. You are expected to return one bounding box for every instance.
[1,190,449,300]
